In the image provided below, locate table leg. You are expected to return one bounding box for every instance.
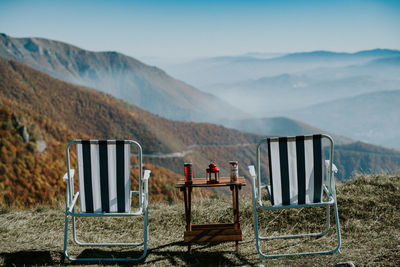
[183,186,193,253]
[232,185,240,253]
[183,187,193,231]
[232,185,239,229]
[188,187,192,231]
[182,187,189,231]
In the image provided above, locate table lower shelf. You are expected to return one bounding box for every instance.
[184,223,242,243]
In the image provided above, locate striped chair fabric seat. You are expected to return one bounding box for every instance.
[76,140,131,213]
[267,134,323,206]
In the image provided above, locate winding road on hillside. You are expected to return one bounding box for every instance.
[142,143,256,158]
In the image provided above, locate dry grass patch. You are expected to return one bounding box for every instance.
[0,174,399,266]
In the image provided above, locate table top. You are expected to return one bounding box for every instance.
[176,177,246,188]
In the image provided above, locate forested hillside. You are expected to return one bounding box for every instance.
[0,57,258,208]
[332,141,400,180]
[0,99,199,207]
[0,101,73,207]
[2,56,400,207]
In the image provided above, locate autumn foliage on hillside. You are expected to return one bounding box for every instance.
[0,56,226,208]
[0,56,258,208]
[2,56,400,208]
[0,100,193,208]
[0,57,258,154]
[332,142,400,180]
[0,101,74,207]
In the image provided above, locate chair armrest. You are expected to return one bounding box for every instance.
[142,170,151,209]
[325,160,338,174]
[249,165,272,204]
[143,170,151,195]
[248,165,256,178]
[143,170,151,181]
[63,169,75,181]
[332,163,338,173]
[324,160,339,196]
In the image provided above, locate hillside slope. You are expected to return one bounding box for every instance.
[0,99,199,207]
[288,90,400,149]
[0,33,247,122]
[0,57,260,207]
[223,117,353,145]
[331,141,400,180]
[2,57,400,207]
[0,57,258,151]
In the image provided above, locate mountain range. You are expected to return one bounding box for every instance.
[161,49,400,149]
[223,117,353,145]
[0,33,247,123]
[0,56,259,206]
[1,32,400,209]
[2,56,400,208]
[287,90,400,149]
[0,33,355,146]
[161,49,400,87]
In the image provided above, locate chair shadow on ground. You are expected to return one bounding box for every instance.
[0,240,257,266]
[0,250,65,266]
[145,240,255,266]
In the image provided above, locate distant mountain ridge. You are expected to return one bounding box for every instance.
[167,47,400,149]
[0,33,355,149]
[208,71,399,116]
[223,117,353,145]
[163,48,400,87]
[279,49,400,61]
[0,33,247,123]
[287,90,400,149]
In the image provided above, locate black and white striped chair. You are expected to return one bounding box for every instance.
[63,140,151,262]
[248,134,341,258]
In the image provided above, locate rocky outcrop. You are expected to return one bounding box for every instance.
[12,112,46,152]
[19,125,29,143]
[35,139,46,153]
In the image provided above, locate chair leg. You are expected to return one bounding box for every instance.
[142,206,149,257]
[63,210,70,260]
[251,178,264,259]
[255,203,341,258]
[65,210,149,262]
[333,200,341,254]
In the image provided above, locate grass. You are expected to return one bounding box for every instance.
[1,174,399,266]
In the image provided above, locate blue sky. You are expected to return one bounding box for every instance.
[0,0,399,59]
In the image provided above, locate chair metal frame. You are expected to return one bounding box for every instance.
[248,134,341,259]
[63,140,150,262]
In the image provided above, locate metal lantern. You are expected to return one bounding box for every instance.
[206,161,220,184]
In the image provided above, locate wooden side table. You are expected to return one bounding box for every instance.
[176,177,246,253]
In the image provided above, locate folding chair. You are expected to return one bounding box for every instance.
[63,140,151,261]
[248,134,341,258]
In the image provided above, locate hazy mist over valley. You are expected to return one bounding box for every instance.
[158,50,400,149]
[3,31,398,150]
